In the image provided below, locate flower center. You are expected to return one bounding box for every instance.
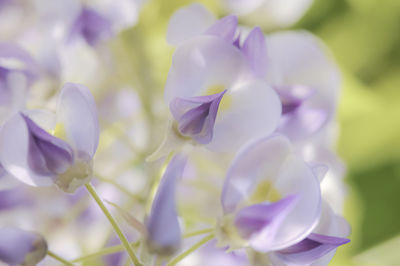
[205,84,232,112]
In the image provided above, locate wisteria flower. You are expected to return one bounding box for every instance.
[218,135,321,252]
[0,82,99,193]
[166,4,341,143]
[149,15,281,158]
[0,227,47,266]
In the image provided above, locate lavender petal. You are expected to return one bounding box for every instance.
[276,233,350,264]
[0,227,47,265]
[234,195,298,240]
[22,114,74,176]
[170,90,226,144]
[205,15,238,42]
[241,27,267,78]
[146,154,187,255]
[69,7,113,46]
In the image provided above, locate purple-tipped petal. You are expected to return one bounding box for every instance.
[146,155,187,255]
[0,227,47,266]
[69,7,113,46]
[57,83,99,158]
[266,31,340,139]
[276,233,350,265]
[170,90,226,144]
[278,108,328,141]
[241,27,267,78]
[205,15,238,42]
[0,114,57,186]
[22,114,74,176]
[221,135,292,214]
[221,135,321,251]
[235,195,298,241]
[275,85,315,115]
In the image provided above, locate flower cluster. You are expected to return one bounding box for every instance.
[0,1,349,266]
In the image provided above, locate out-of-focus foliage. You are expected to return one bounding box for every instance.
[295,0,400,265]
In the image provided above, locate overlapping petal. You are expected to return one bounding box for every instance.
[241,27,267,78]
[266,31,340,141]
[205,15,238,42]
[0,113,55,186]
[170,90,226,144]
[274,233,349,265]
[56,82,99,158]
[165,36,246,103]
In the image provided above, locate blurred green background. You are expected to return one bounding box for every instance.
[116,0,400,264]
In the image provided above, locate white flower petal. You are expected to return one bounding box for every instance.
[0,114,54,186]
[266,31,340,116]
[166,3,215,46]
[57,83,99,158]
[164,36,248,104]
[267,154,321,250]
[207,80,281,152]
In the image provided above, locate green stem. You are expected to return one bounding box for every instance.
[166,233,215,266]
[72,241,139,263]
[85,183,143,266]
[183,228,214,238]
[47,250,74,266]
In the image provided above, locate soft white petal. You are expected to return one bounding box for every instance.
[266,154,321,251]
[164,36,248,104]
[266,31,340,117]
[207,80,281,152]
[222,135,292,214]
[223,0,264,15]
[166,3,215,46]
[0,114,54,186]
[226,0,313,29]
[57,83,99,157]
[222,135,321,251]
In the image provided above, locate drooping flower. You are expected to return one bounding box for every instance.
[146,154,187,255]
[218,135,321,252]
[0,82,99,193]
[0,227,47,266]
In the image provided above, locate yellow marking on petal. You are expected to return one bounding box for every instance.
[249,180,281,204]
[53,123,67,140]
[205,84,232,112]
